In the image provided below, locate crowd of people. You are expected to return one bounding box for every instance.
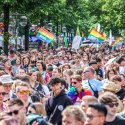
[0,42,125,125]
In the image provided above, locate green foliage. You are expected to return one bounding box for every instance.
[1,0,125,39]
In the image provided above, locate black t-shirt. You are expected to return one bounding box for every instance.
[105,117,125,125]
[116,89,125,100]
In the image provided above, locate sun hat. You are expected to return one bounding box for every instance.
[0,75,13,84]
[101,81,118,93]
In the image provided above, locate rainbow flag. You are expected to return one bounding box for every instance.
[112,37,122,47]
[36,27,55,43]
[88,28,106,43]
[82,32,85,41]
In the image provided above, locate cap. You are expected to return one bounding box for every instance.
[89,61,97,66]
[0,75,13,84]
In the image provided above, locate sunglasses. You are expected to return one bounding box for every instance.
[0,92,7,96]
[27,110,33,114]
[71,82,77,84]
[86,114,103,120]
[7,107,22,116]
[107,103,119,108]
[19,90,30,95]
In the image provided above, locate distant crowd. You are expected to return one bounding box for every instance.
[0,42,125,125]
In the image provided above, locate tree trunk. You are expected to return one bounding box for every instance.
[3,4,9,55]
[25,22,29,51]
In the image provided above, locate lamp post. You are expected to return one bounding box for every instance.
[10,13,27,50]
[71,29,74,42]
[62,26,66,47]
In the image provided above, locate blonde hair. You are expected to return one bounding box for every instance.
[62,105,85,122]
[30,102,46,116]
[71,75,82,81]
[16,81,30,92]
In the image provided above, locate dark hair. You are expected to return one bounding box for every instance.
[98,92,118,104]
[47,65,53,71]
[95,57,102,63]
[116,57,124,64]
[22,56,30,66]
[10,49,15,54]
[36,61,46,71]
[105,69,117,79]
[111,75,122,82]
[7,99,24,107]
[60,78,68,89]
[49,77,61,86]
[89,103,107,117]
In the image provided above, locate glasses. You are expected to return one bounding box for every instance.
[83,70,90,73]
[106,102,119,108]
[19,90,30,95]
[3,84,12,88]
[71,82,77,84]
[0,92,7,96]
[86,114,104,120]
[7,107,22,116]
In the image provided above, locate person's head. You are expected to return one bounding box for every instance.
[82,52,89,61]
[89,60,98,70]
[49,77,62,96]
[120,74,125,88]
[60,78,68,90]
[28,70,38,82]
[95,57,102,67]
[53,55,59,64]
[63,69,73,83]
[52,68,62,78]
[71,75,82,90]
[16,81,30,102]
[7,99,26,125]
[37,52,44,61]
[66,51,72,59]
[74,54,81,64]
[111,75,122,91]
[105,69,118,80]
[0,82,7,105]
[116,57,125,66]
[61,63,71,73]
[0,114,19,125]
[37,72,45,85]
[81,95,98,113]
[98,92,119,116]
[36,60,46,72]
[63,56,69,63]
[102,81,118,93]
[46,65,53,77]
[27,102,46,116]
[16,67,26,76]
[83,67,95,79]
[85,103,107,125]
[3,59,12,69]
[62,105,85,125]
[15,57,21,66]
[22,56,30,66]
[0,75,13,93]
[46,56,54,64]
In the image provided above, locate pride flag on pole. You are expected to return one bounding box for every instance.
[112,36,122,47]
[88,28,106,43]
[36,27,55,43]
[82,32,85,41]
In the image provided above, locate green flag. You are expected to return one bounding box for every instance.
[76,26,80,36]
[64,33,68,48]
